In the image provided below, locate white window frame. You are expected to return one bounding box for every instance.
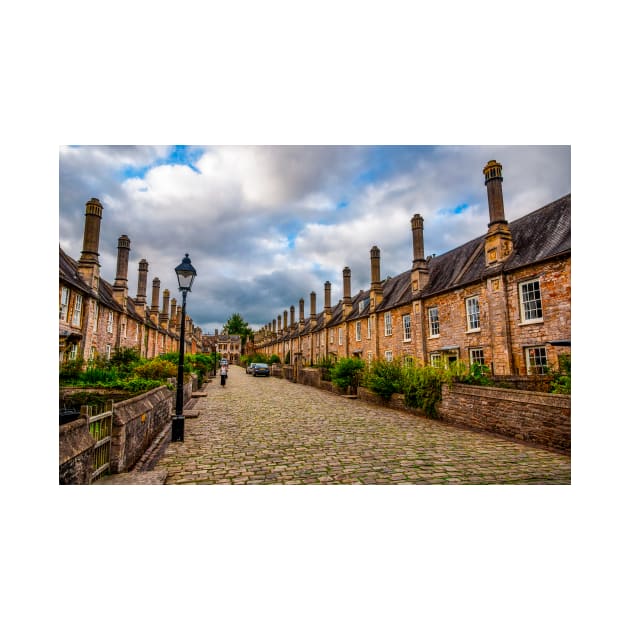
[469,348,485,365]
[338,327,343,346]
[89,346,96,361]
[367,316,372,340]
[355,321,361,341]
[385,350,393,362]
[466,296,480,331]
[525,346,548,375]
[428,307,440,337]
[105,344,111,360]
[519,279,543,323]
[402,314,412,341]
[367,351,373,365]
[430,352,441,367]
[69,343,78,360]
[330,329,334,344]
[403,354,414,368]
[72,294,83,327]
[60,287,70,321]
[107,311,114,333]
[384,312,392,336]
[93,303,99,332]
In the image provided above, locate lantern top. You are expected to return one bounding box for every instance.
[175,253,197,291]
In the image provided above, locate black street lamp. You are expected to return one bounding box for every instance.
[172,253,197,442]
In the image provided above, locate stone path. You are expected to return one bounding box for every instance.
[154,366,571,484]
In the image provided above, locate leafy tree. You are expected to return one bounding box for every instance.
[224,313,254,353]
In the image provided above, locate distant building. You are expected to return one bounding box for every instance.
[59,198,202,364]
[202,329,242,364]
[254,160,570,376]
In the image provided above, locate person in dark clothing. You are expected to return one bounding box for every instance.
[220,363,227,386]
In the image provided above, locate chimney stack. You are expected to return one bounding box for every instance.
[150,278,160,322]
[370,246,384,308]
[170,298,177,331]
[310,291,317,324]
[342,267,352,317]
[410,214,429,293]
[483,160,513,265]
[77,198,103,291]
[299,298,305,326]
[160,289,170,328]
[135,259,149,317]
[283,310,288,332]
[112,234,131,305]
[324,281,332,323]
[290,305,295,329]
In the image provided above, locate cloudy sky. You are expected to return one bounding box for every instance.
[59,145,570,334]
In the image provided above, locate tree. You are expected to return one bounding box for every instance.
[224,313,254,354]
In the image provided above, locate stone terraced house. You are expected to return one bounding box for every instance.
[59,198,202,365]
[253,160,571,376]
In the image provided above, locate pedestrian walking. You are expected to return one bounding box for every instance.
[220,363,228,387]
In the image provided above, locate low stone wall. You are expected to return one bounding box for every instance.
[110,386,174,473]
[296,367,321,388]
[438,383,570,453]
[59,374,198,483]
[59,417,96,485]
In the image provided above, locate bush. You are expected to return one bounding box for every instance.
[330,357,365,392]
[550,354,571,394]
[133,358,177,380]
[363,358,404,400]
[315,355,335,381]
[449,360,492,386]
[59,358,84,382]
[402,365,448,418]
[269,354,281,365]
[109,347,141,375]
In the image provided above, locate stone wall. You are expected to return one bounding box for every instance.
[438,383,570,453]
[59,374,198,482]
[59,417,96,485]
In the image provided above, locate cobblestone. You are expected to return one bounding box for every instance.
[154,366,571,484]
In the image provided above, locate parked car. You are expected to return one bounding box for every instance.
[252,363,270,377]
[246,363,255,374]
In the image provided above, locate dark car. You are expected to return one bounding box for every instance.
[246,363,255,374]
[252,363,270,377]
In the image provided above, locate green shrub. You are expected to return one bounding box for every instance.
[133,358,177,380]
[402,365,448,418]
[315,355,335,381]
[363,358,404,400]
[449,360,492,385]
[109,347,142,375]
[330,357,365,392]
[269,354,281,364]
[59,358,84,382]
[550,354,571,394]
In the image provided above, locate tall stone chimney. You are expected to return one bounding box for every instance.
[299,298,305,326]
[170,298,177,331]
[410,214,429,293]
[483,160,513,266]
[277,315,282,336]
[135,259,149,317]
[342,267,352,317]
[310,291,317,324]
[77,198,103,291]
[112,234,131,306]
[290,305,295,330]
[150,278,160,322]
[283,310,288,332]
[324,281,332,323]
[370,246,384,308]
[160,289,170,328]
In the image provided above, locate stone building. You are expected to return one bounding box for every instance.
[201,330,242,364]
[59,198,202,365]
[253,160,570,376]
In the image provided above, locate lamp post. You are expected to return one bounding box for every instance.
[172,253,197,442]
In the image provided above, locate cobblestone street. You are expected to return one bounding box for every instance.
[154,366,571,484]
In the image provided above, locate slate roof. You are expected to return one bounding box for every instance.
[59,246,163,330]
[260,193,570,335]
[420,194,570,298]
